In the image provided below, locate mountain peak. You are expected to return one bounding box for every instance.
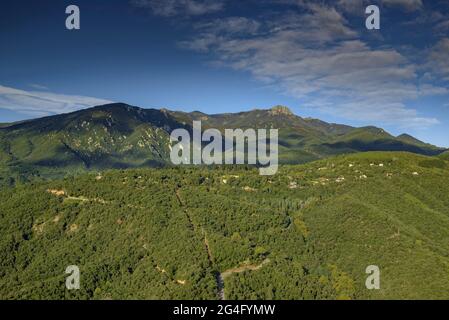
[396,133,427,146]
[93,102,135,111]
[397,133,417,140]
[268,105,294,116]
[1,103,446,177]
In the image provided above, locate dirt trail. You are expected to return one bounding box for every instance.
[47,189,145,209]
[175,189,195,232]
[202,229,214,265]
[217,259,270,300]
[175,189,218,295]
[221,259,270,279]
[175,188,270,301]
[47,189,106,203]
[216,273,225,300]
[175,190,214,261]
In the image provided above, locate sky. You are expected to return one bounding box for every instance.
[0,0,448,147]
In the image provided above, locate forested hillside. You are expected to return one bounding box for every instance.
[0,104,445,183]
[1,152,448,299]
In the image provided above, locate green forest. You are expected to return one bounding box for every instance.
[1,151,449,300]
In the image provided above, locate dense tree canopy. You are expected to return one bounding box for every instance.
[1,152,448,299]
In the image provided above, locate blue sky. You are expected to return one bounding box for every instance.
[0,0,448,146]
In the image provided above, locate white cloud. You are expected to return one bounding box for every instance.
[0,85,113,117]
[435,19,449,32]
[131,0,224,17]
[418,84,449,96]
[29,84,49,90]
[181,3,441,128]
[337,0,423,12]
[426,38,449,80]
[336,0,368,14]
[195,17,261,35]
[382,0,423,11]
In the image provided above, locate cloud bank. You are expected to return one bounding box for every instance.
[178,1,445,128]
[130,0,224,17]
[0,85,113,117]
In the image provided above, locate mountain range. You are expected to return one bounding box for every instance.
[1,103,449,299]
[0,103,446,181]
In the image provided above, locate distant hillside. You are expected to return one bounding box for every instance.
[439,151,449,160]
[396,134,429,147]
[1,152,449,299]
[0,103,446,180]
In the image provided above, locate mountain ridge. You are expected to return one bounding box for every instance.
[0,103,446,181]
[1,105,449,299]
